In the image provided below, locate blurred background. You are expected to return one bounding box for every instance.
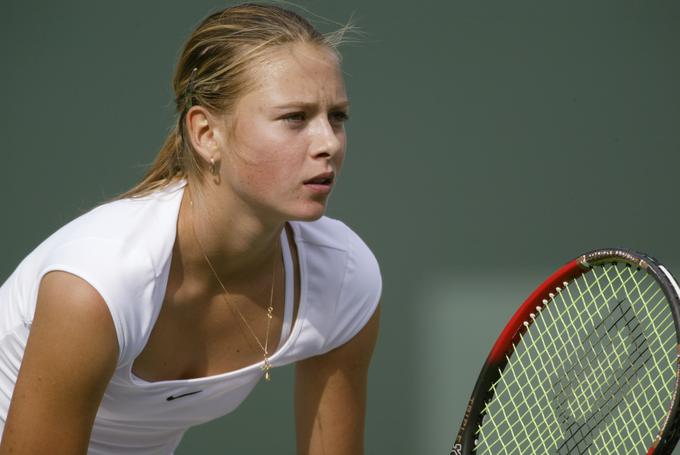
[2,1,679,453]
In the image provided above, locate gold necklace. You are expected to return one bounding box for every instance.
[188,193,277,381]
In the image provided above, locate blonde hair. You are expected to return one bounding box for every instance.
[119,3,350,199]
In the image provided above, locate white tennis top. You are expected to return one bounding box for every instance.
[0,181,381,454]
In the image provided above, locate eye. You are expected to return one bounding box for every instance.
[281,112,306,123]
[329,111,349,124]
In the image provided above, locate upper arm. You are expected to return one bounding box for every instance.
[295,304,380,455]
[0,271,119,455]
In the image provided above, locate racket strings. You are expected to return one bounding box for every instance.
[532,268,668,454]
[475,264,677,455]
[480,290,668,454]
[523,267,670,453]
[552,299,650,453]
[481,268,656,445]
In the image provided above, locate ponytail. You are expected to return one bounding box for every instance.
[116,126,185,199]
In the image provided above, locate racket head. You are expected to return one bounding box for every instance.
[451,248,680,455]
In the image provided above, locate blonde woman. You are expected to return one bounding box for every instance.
[0,4,381,454]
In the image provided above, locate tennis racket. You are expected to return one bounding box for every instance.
[451,248,680,455]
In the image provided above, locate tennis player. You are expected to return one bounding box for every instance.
[0,4,381,454]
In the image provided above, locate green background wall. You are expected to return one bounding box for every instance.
[2,1,679,454]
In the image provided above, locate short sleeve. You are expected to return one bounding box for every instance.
[323,228,382,352]
[39,237,157,367]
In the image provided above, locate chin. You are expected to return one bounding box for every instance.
[290,210,326,223]
[285,202,328,222]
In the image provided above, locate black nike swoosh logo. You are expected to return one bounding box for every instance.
[166,390,203,401]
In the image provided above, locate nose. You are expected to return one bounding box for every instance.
[309,116,343,159]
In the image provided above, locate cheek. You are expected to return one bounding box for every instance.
[228,121,302,187]
[227,141,304,198]
[239,153,300,191]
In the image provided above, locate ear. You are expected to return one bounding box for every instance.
[184,106,224,166]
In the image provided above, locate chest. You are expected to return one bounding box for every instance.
[131,229,301,383]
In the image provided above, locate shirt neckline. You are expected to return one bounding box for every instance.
[128,183,306,387]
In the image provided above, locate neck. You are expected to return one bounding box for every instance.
[179,180,284,279]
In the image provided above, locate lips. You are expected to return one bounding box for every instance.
[304,172,335,185]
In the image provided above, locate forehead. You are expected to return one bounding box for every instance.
[241,42,347,107]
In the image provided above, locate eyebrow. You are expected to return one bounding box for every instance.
[272,101,350,111]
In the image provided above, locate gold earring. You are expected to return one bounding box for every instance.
[209,157,216,175]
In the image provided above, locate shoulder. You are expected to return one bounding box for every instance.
[292,216,381,293]
[24,183,185,365]
[291,216,382,352]
[291,215,355,251]
[60,182,184,270]
[36,236,156,367]
[38,182,185,276]
[292,216,379,262]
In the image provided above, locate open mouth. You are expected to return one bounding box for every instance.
[304,173,334,186]
[305,177,333,185]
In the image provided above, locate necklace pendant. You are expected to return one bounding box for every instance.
[262,358,272,382]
